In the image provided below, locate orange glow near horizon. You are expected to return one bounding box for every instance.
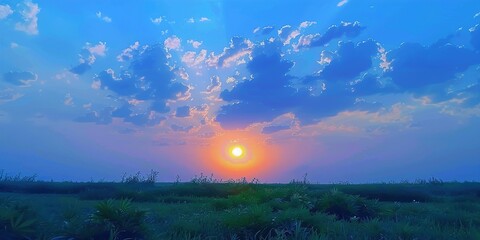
[200,130,280,180]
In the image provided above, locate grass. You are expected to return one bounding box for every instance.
[0,172,479,239]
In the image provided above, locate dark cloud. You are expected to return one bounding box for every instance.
[217,43,298,129]
[175,106,191,118]
[311,21,365,47]
[90,43,188,125]
[262,125,290,134]
[171,124,193,132]
[2,71,37,86]
[321,40,378,82]
[69,63,91,75]
[386,42,479,90]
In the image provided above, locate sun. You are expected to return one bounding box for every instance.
[230,145,245,158]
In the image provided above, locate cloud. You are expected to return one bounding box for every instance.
[216,37,253,67]
[254,26,275,35]
[296,21,365,49]
[386,41,480,90]
[96,11,111,23]
[337,0,348,7]
[205,76,221,94]
[216,42,382,129]
[95,43,188,121]
[171,124,193,132]
[15,1,40,35]
[187,40,202,48]
[0,89,23,104]
[187,17,210,23]
[278,25,300,45]
[10,42,19,48]
[181,49,207,67]
[117,41,141,62]
[2,71,37,86]
[299,21,316,29]
[75,108,113,125]
[175,106,191,117]
[151,16,164,24]
[70,42,108,75]
[262,125,291,134]
[320,40,378,82]
[164,36,181,50]
[0,4,13,19]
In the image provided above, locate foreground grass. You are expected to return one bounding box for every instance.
[0,177,479,239]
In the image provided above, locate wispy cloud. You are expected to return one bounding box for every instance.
[337,0,348,7]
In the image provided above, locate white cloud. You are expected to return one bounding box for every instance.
[205,76,221,94]
[337,0,348,7]
[151,16,164,24]
[187,17,211,23]
[278,25,300,45]
[299,21,317,29]
[187,39,202,48]
[15,1,40,35]
[164,36,181,50]
[96,11,112,23]
[475,12,480,18]
[292,34,319,51]
[87,42,107,56]
[117,41,140,62]
[10,42,19,48]
[0,4,13,19]
[253,27,260,34]
[226,77,236,84]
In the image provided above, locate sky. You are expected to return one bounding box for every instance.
[1,0,480,183]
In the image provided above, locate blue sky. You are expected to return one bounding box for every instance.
[0,0,479,182]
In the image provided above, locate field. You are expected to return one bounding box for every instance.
[0,173,480,240]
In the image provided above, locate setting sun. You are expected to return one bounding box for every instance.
[231,146,244,157]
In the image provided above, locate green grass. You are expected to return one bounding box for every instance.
[0,175,479,239]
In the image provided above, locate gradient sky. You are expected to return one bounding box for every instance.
[1,0,480,182]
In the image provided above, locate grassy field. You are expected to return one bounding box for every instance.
[0,173,479,239]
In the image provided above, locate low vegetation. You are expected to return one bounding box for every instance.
[0,171,479,239]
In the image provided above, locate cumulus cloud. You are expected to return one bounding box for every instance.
[2,71,37,86]
[187,40,202,48]
[199,17,210,22]
[96,11,111,23]
[0,4,13,19]
[164,36,181,50]
[296,21,365,49]
[278,25,300,45]
[386,41,479,90]
[216,37,253,67]
[205,76,221,94]
[70,42,108,75]
[181,49,207,67]
[187,17,210,23]
[299,21,316,29]
[15,1,40,35]
[117,41,141,62]
[175,106,191,117]
[94,43,188,123]
[320,40,378,82]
